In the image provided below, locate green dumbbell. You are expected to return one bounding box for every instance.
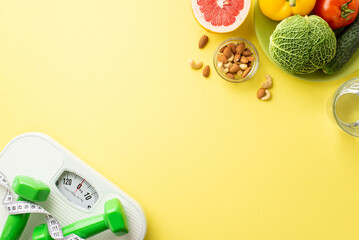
[0,176,50,240]
[32,198,129,240]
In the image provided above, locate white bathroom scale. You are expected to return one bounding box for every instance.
[0,132,147,240]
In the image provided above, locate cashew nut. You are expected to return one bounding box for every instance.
[223,62,233,68]
[218,62,225,72]
[261,74,272,89]
[236,70,243,77]
[261,89,271,101]
[188,59,203,69]
[227,53,234,62]
[239,63,248,70]
[218,63,229,74]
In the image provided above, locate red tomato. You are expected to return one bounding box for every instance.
[313,0,359,29]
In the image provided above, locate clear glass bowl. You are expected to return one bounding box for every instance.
[328,78,359,137]
[213,38,259,83]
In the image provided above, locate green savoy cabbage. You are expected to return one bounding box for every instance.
[269,15,336,74]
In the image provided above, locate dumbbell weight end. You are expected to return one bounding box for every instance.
[0,197,30,240]
[33,214,109,240]
[32,198,128,240]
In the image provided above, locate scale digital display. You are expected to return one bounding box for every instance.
[55,170,99,210]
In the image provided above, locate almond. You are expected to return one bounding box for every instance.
[234,53,241,62]
[226,73,235,79]
[240,56,249,64]
[220,45,226,53]
[229,64,240,73]
[228,43,237,54]
[257,88,266,99]
[236,42,245,54]
[242,50,253,56]
[247,56,255,62]
[223,47,232,58]
[202,65,210,77]
[217,53,228,63]
[198,35,209,49]
[242,67,252,77]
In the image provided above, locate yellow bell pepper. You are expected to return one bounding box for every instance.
[259,0,316,21]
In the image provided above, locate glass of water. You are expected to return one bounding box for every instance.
[329,78,359,137]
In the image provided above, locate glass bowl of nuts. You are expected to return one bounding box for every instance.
[214,38,259,83]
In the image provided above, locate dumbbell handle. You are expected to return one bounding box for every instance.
[33,214,108,240]
[0,197,31,240]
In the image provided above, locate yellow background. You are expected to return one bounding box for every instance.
[0,0,359,239]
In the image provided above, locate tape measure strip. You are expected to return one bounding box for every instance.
[0,171,84,240]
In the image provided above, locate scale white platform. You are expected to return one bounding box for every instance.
[0,133,147,240]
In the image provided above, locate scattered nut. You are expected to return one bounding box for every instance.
[228,43,237,54]
[239,63,248,70]
[247,56,255,62]
[240,56,249,64]
[242,67,252,77]
[261,75,272,89]
[189,59,203,69]
[229,64,240,73]
[227,53,234,62]
[236,42,245,54]
[218,62,225,72]
[217,53,228,63]
[257,75,272,101]
[198,35,209,49]
[257,88,266,99]
[220,46,226,53]
[242,50,253,56]
[226,73,235,79]
[261,89,271,101]
[223,47,232,58]
[203,65,210,77]
[223,62,233,68]
[234,53,241,62]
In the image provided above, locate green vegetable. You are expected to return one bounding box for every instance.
[334,26,347,38]
[269,15,337,74]
[323,15,359,75]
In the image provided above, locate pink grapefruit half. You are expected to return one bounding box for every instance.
[191,0,251,33]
